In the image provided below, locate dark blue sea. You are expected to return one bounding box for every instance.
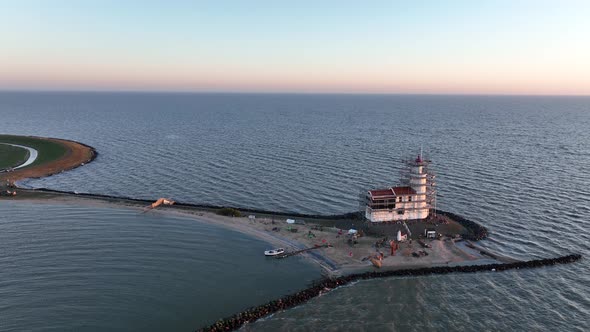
[0,92,589,331]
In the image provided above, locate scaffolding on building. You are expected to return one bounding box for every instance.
[401,152,437,218]
[360,150,437,220]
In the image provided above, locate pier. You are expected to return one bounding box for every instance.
[275,244,332,259]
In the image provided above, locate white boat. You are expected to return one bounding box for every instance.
[264,248,285,256]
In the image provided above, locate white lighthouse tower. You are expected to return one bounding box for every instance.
[407,154,430,220]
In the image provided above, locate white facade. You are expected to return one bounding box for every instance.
[364,156,433,222]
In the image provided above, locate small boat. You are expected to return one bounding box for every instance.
[264,248,285,256]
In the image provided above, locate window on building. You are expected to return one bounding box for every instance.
[397,210,405,215]
[408,196,412,202]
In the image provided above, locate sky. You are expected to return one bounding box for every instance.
[1,1,589,95]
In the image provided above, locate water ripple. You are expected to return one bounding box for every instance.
[1,93,589,331]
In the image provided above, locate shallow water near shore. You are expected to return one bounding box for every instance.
[0,201,320,331]
[0,92,589,330]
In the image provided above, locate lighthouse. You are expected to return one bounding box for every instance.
[408,154,429,219]
[363,152,436,222]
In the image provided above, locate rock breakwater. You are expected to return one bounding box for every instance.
[197,254,582,332]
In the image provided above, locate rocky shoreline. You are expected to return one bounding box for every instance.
[435,210,488,240]
[197,254,582,332]
[16,187,483,230]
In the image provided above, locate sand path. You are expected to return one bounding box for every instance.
[2,143,39,169]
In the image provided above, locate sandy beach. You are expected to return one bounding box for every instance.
[2,189,515,276]
[157,207,513,276]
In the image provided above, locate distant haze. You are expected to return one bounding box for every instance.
[1,1,589,95]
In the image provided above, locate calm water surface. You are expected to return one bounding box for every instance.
[0,92,589,330]
[0,201,319,331]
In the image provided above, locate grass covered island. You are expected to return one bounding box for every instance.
[0,143,30,170]
[0,134,96,183]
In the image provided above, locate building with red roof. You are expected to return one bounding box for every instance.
[364,154,436,222]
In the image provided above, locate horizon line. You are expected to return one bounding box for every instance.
[1,88,589,98]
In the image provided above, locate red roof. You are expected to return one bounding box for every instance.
[368,188,394,198]
[369,186,416,198]
[392,186,415,195]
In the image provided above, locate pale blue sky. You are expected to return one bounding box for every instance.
[1,1,589,94]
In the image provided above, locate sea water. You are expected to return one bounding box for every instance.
[0,92,588,330]
[0,201,319,331]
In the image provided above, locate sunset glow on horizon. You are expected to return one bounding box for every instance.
[1,1,589,95]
